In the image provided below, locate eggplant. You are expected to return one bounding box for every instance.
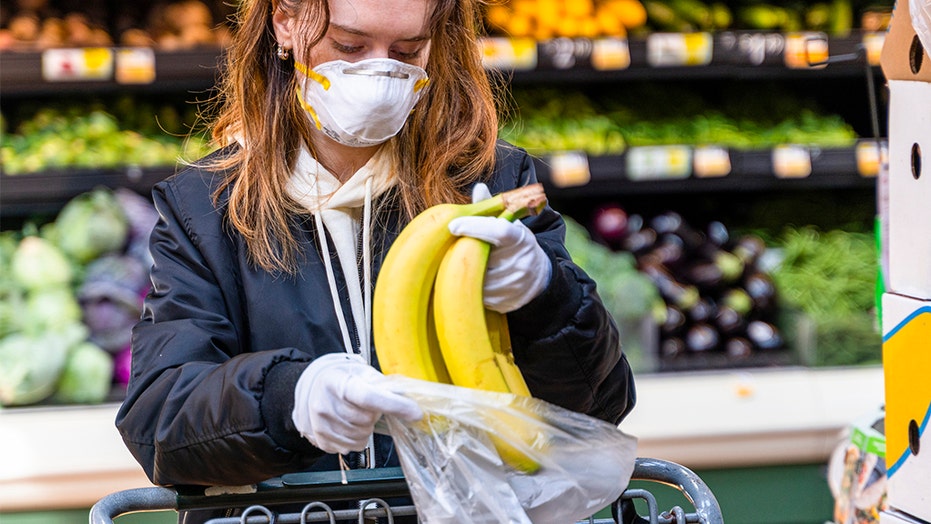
[661,337,686,359]
[685,323,720,353]
[746,320,784,350]
[725,337,753,359]
[743,271,777,313]
[713,305,746,336]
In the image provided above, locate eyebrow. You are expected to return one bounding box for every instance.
[329,23,430,42]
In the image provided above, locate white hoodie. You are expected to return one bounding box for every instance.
[285,145,398,365]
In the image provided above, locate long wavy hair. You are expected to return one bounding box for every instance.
[203,0,499,273]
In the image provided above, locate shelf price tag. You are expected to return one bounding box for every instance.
[626,146,692,180]
[537,38,594,70]
[862,32,885,67]
[856,139,887,178]
[717,31,785,66]
[772,145,812,178]
[42,47,114,82]
[784,32,829,69]
[115,47,156,84]
[693,146,731,178]
[479,37,538,71]
[591,37,630,70]
[646,33,713,67]
[546,152,591,188]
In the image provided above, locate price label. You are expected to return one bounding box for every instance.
[856,139,887,177]
[862,32,885,67]
[718,32,785,66]
[693,146,731,178]
[784,32,829,69]
[115,47,156,84]
[547,152,591,188]
[591,37,630,71]
[646,33,713,67]
[479,37,537,71]
[626,146,692,180]
[537,38,594,69]
[772,145,812,178]
[42,47,114,81]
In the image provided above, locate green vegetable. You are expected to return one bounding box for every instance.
[55,188,130,263]
[0,323,87,407]
[53,341,113,404]
[23,287,83,336]
[10,236,73,291]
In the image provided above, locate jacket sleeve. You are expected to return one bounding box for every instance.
[492,146,636,425]
[115,177,323,488]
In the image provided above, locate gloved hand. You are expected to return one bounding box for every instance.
[447,183,553,313]
[292,353,422,455]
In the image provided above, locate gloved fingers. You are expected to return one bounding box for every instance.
[344,377,423,422]
[471,182,493,203]
[448,215,524,247]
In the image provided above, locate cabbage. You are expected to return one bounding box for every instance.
[0,323,87,407]
[10,236,73,291]
[55,188,129,263]
[53,341,113,404]
[23,287,83,335]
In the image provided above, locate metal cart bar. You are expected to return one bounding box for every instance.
[89,458,724,524]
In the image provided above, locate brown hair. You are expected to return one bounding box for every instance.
[204,0,499,273]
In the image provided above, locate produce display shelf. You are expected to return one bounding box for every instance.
[0,167,173,218]
[0,48,223,96]
[0,32,881,96]
[0,142,880,219]
[532,142,880,198]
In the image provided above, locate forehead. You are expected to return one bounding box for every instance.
[328,0,433,36]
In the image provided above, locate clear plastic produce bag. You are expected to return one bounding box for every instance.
[378,375,638,524]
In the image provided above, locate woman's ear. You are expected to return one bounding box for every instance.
[272,6,294,50]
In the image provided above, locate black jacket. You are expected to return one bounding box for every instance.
[115,142,636,513]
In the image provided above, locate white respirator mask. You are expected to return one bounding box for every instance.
[295,58,430,147]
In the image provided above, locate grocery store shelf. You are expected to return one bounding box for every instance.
[0,32,882,96]
[532,142,880,198]
[0,143,880,219]
[623,365,884,470]
[0,48,222,96]
[0,167,173,218]
[0,365,883,512]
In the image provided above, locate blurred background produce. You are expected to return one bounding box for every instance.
[1,96,213,175]
[482,0,893,39]
[500,84,859,156]
[0,187,158,407]
[0,0,895,51]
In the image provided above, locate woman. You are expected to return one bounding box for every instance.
[116,0,636,520]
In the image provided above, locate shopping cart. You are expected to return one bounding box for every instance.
[89,457,723,523]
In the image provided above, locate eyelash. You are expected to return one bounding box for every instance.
[331,41,421,60]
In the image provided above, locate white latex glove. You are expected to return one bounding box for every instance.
[447,183,552,313]
[292,353,423,455]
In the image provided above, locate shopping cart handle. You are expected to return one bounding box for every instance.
[631,457,724,524]
[88,486,178,523]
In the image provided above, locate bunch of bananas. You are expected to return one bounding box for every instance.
[373,183,548,472]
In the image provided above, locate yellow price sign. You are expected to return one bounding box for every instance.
[42,47,114,81]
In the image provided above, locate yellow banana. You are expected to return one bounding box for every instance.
[432,207,546,473]
[484,309,531,396]
[372,184,546,383]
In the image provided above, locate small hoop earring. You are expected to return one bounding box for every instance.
[276,45,290,61]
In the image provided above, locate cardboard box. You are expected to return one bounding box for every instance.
[882,292,931,521]
[886,80,931,299]
[881,0,931,82]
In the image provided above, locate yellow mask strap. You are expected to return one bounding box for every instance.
[294,60,331,90]
[414,78,430,92]
[295,86,323,130]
